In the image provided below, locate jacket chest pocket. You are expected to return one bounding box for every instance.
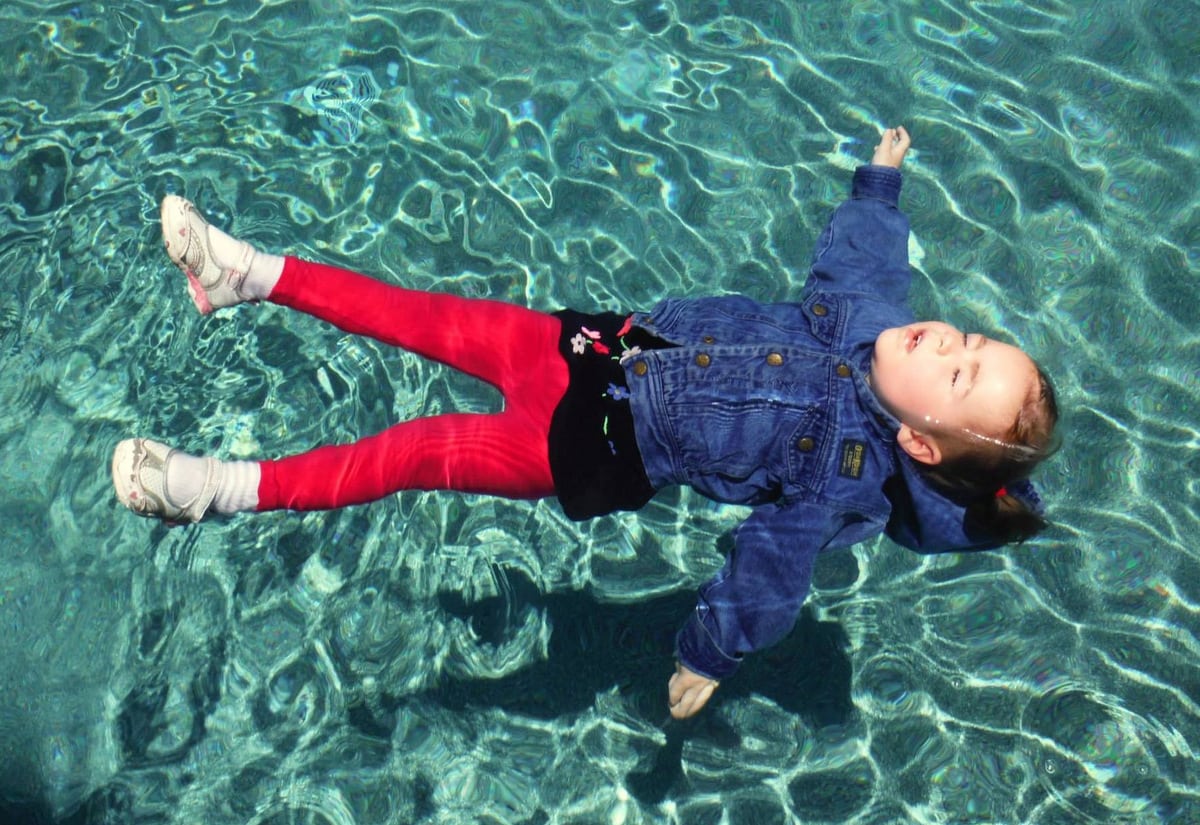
[786,407,829,494]
[670,394,829,497]
[670,396,813,480]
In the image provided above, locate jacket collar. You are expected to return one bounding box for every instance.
[851,348,902,445]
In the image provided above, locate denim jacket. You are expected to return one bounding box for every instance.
[622,165,1043,680]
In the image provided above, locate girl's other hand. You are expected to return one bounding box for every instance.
[871,126,911,168]
[668,661,719,719]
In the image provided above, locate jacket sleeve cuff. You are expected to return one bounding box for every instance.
[852,165,903,207]
[675,609,743,680]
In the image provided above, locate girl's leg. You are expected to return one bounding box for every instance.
[258,411,555,509]
[116,399,561,520]
[268,257,550,393]
[164,194,546,395]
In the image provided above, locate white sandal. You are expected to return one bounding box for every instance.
[111,438,219,524]
[160,195,256,314]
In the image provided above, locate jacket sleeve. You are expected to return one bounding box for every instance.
[804,165,911,305]
[675,500,881,680]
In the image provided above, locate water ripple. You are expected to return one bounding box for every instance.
[1022,686,1187,822]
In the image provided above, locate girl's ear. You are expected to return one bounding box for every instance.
[897,423,943,465]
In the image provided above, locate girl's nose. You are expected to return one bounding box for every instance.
[938,330,964,355]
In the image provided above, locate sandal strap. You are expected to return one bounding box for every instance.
[178,456,221,523]
[224,242,255,298]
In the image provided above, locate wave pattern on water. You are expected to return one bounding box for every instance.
[0,0,1198,822]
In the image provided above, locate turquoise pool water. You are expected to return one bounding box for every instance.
[1,0,1198,822]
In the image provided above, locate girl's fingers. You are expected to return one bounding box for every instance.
[668,666,720,718]
[669,680,717,719]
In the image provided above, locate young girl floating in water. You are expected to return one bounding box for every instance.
[113,127,1058,718]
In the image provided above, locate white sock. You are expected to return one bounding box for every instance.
[242,250,285,300]
[164,451,261,515]
[204,222,286,301]
[213,460,261,513]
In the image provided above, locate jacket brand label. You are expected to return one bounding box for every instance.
[839,440,866,479]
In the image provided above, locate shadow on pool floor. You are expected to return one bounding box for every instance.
[412,563,854,806]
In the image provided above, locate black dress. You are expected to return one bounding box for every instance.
[547,309,671,520]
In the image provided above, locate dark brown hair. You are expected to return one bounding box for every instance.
[922,365,1060,543]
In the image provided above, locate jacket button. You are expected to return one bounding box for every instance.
[836,363,851,378]
[797,436,815,452]
[812,304,828,316]
[766,352,783,366]
[633,361,648,376]
[702,335,715,344]
[695,353,712,368]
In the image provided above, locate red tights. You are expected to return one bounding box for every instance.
[256,258,568,511]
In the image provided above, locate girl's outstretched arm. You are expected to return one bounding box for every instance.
[871,126,911,168]
[804,131,912,302]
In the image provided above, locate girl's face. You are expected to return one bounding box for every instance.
[870,321,1037,454]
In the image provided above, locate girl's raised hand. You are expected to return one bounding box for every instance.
[871,126,911,168]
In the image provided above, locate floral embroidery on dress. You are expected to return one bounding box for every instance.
[570,318,635,361]
[570,315,640,458]
[605,382,630,401]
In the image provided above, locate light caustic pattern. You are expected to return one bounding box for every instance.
[0,0,1197,823]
